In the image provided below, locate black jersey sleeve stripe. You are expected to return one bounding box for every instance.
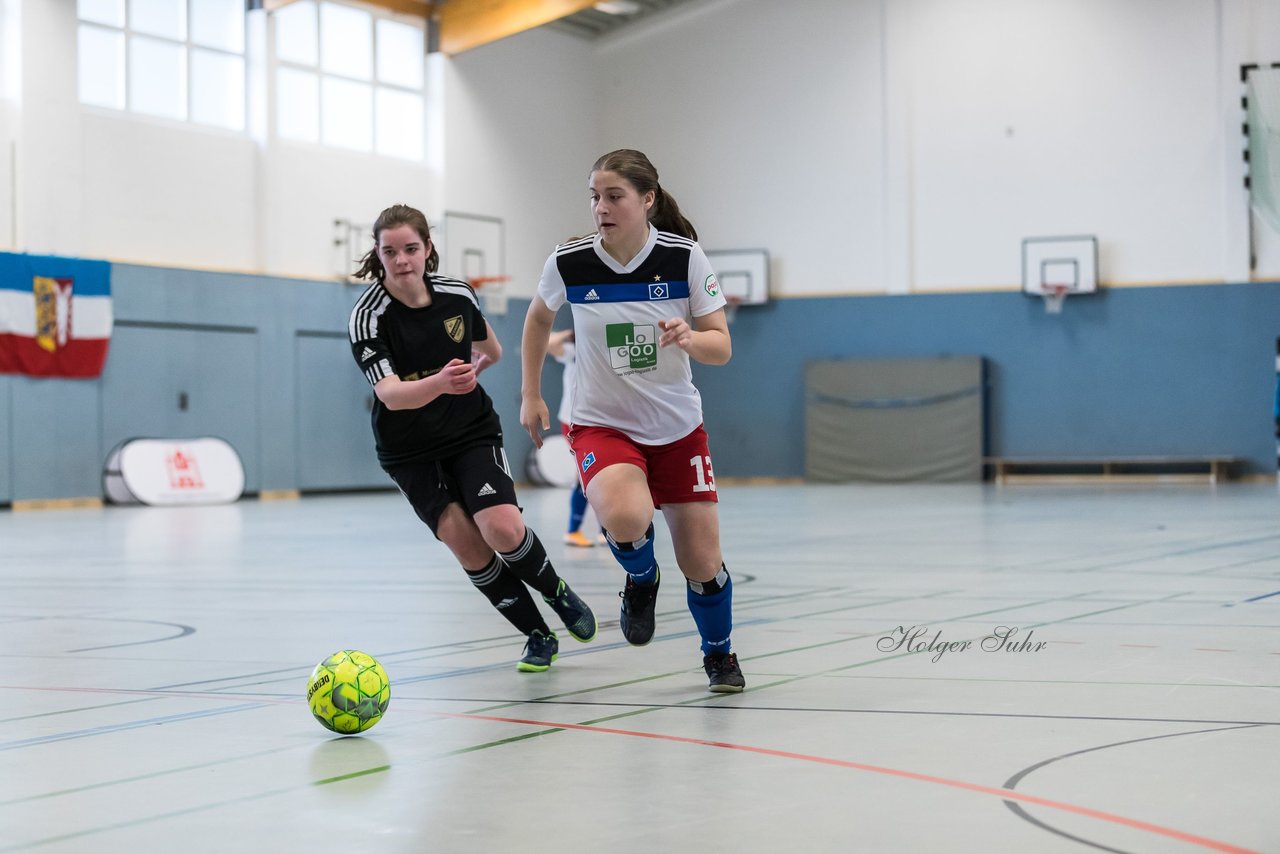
[347,284,376,342]
[431,274,476,292]
[349,284,390,343]
[364,359,392,385]
[432,281,480,308]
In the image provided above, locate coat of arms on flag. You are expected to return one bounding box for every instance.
[0,252,112,378]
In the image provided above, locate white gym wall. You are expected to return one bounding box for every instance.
[3,0,1279,290]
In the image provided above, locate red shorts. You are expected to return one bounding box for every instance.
[568,424,718,507]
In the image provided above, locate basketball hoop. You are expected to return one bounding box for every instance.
[468,275,512,317]
[467,275,511,290]
[1043,284,1069,314]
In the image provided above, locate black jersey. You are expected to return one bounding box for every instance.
[348,275,502,466]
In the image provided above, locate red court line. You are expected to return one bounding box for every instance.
[436,710,1259,854]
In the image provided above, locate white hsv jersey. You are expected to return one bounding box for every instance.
[537,225,726,444]
[553,340,576,426]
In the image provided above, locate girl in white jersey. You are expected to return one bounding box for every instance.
[519,150,745,693]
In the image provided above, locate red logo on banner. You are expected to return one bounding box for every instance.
[166,449,205,490]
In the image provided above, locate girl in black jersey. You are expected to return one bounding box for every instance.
[348,204,595,672]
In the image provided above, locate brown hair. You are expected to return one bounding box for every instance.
[353,204,440,283]
[591,149,697,241]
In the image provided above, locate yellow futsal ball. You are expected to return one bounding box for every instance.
[306,649,390,734]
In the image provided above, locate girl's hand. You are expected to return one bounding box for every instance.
[519,397,551,448]
[437,358,477,394]
[658,317,693,350]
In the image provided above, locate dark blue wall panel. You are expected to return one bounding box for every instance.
[489,282,1280,479]
[3,266,1275,504]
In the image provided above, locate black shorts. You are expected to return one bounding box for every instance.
[384,443,520,538]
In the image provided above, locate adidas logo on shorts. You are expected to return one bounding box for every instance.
[477,483,497,497]
[584,289,600,301]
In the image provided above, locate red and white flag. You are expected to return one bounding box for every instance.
[0,252,112,378]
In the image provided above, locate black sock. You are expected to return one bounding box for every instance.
[497,527,560,599]
[464,554,550,636]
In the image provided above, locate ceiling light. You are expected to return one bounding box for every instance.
[594,1,642,15]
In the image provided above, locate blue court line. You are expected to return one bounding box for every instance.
[1062,532,1280,575]
[0,587,1196,753]
[377,618,775,686]
[0,702,265,751]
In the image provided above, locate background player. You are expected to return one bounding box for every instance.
[546,328,600,548]
[519,150,746,693]
[348,203,595,672]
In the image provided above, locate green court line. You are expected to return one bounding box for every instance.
[312,764,391,785]
[747,594,1192,693]
[0,744,305,807]
[833,674,1280,689]
[452,591,1196,756]
[462,588,971,713]
[0,588,1233,849]
[466,588,1105,714]
[0,779,348,852]
[443,728,565,755]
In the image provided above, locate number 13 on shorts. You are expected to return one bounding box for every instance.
[690,454,716,493]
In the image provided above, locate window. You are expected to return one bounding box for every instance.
[273,1,425,160]
[74,0,424,160]
[76,0,246,131]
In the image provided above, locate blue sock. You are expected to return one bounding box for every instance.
[687,566,732,655]
[605,523,658,586]
[568,484,587,534]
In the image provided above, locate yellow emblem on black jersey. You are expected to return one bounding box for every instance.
[444,315,465,343]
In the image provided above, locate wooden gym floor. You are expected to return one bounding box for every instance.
[1,482,1276,853]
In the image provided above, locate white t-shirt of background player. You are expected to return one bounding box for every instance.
[537,225,726,445]
[553,340,576,426]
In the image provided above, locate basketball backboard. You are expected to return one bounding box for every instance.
[441,212,506,315]
[705,248,769,306]
[1021,235,1098,296]
[1021,235,1098,314]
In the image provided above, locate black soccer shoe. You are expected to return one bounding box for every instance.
[703,652,746,693]
[618,568,660,646]
[544,579,597,643]
[516,630,559,672]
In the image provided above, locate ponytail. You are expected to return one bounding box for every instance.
[650,186,697,241]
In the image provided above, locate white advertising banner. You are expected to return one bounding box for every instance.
[525,434,579,489]
[104,438,245,506]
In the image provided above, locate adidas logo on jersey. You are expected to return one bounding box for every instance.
[584,289,600,301]
[478,483,497,497]
[359,347,375,361]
